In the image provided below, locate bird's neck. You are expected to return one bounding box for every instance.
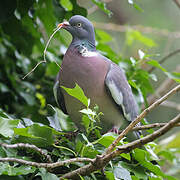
[70,39,96,53]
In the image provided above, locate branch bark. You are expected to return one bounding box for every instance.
[0,157,93,169]
[61,113,180,179]
[0,143,52,163]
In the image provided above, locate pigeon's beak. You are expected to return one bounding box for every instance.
[57,21,70,29]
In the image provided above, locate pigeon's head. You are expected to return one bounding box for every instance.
[60,15,95,46]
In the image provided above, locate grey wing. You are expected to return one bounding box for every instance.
[53,78,68,115]
[105,63,141,138]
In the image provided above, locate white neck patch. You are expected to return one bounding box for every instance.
[79,46,97,57]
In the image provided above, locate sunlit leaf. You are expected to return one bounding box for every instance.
[147,60,167,72]
[93,132,120,147]
[60,0,73,11]
[0,163,36,176]
[126,30,156,47]
[36,92,46,108]
[96,29,112,43]
[0,117,19,138]
[80,108,96,116]
[105,171,115,180]
[37,168,59,180]
[91,0,112,16]
[14,124,55,147]
[61,83,89,107]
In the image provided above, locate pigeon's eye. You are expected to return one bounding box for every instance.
[76,23,82,28]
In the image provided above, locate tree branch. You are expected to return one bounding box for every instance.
[0,157,93,169]
[61,113,180,179]
[118,122,180,132]
[112,113,180,155]
[93,21,180,39]
[173,0,180,9]
[148,50,180,73]
[105,84,180,155]
[0,143,52,163]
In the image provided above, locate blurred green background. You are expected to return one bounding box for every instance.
[0,0,180,179]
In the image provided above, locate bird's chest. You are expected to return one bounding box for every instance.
[59,51,109,97]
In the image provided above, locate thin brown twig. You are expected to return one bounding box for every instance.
[61,113,180,179]
[146,78,175,107]
[148,49,180,73]
[0,143,52,163]
[118,122,180,132]
[105,84,180,155]
[0,157,93,169]
[145,65,180,109]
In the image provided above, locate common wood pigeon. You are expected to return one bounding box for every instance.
[54,15,140,140]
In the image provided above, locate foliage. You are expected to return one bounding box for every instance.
[0,0,180,179]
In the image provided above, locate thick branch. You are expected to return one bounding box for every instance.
[0,143,52,163]
[114,113,180,154]
[0,157,93,169]
[105,84,180,155]
[61,114,180,179]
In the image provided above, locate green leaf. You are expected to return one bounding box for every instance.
[158,150,175,162]
[126,30,156,47]
[133,149,175,179]
[133,3,143,12]
[37,168,59,180]
[131,176,139,180]
[165,72,180,83]
[46,62,59,76]
[91,0,112,16]
[80,108,96,116]
[47,106,75,131]
[82,114,90,130]
[147,60,167,72]
[114,165,131,180]
[19,91,36,106]
[36,92,46,108]
[93,132,119,147]
[105,171,115,180]
[121,161,147,180]
[61,83,89,107]
[0,117,19,138]
[0,163,36,176]
[14,124,54,147]
[60,0,73,11]
[96,29,112,43]
[120,153,131,161]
